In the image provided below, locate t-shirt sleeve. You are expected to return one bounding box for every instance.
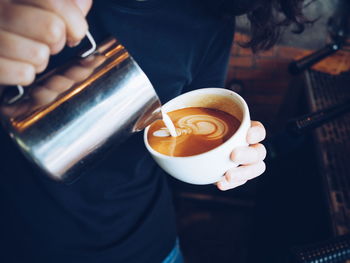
[183,19,235,92]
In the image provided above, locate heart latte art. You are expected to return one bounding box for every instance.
[148,107,241,157]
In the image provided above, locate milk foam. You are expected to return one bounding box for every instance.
[176,115,228,139]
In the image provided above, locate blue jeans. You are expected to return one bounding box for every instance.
[162,239,184,263]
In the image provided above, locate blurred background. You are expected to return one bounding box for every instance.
[171,0,350,262]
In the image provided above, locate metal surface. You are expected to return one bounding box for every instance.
[0,38,162,183]
[304,69,350,236]
[291,234,350,263]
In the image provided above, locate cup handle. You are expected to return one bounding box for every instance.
[6,31,97,105]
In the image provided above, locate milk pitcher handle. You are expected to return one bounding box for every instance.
[7,31,97,105]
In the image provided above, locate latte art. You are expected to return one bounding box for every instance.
[148,107,241,157]
[153,115,229,140]
[176,114,228,139]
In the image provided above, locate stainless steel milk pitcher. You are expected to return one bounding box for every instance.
[0,34,162,183]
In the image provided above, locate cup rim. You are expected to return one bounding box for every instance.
[143,88,250,160]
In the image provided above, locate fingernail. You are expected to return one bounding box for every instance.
[231,149,241,162]
[218,179,229,191]
[247,127,259,144]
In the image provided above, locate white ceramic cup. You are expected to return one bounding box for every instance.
[144,88,251,185]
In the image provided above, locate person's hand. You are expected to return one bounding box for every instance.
[0,0,92,86]
[217,121,267,191]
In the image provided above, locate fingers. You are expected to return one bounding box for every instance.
[217,161,266,191]
[0,29,49,73]
[0,3,66,54]
[231,143,267,164]
[226,162,266,181]
[217,120,267,191]
[0,0,92,86]
[12,0,91,46]
[0,57,35,85]
[246,121,266,144]
[217,179,247,191]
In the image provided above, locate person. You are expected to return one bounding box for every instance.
[0,0,307,262]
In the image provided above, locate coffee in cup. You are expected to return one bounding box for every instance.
[148,107,241,157]
[144,88,250,185]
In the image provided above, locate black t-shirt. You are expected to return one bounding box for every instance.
[0,1,235,262]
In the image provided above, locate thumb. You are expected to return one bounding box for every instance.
[73,0,93,16]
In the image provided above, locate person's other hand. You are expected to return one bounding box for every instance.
[0,0,92,86]
[217,121,267,191]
